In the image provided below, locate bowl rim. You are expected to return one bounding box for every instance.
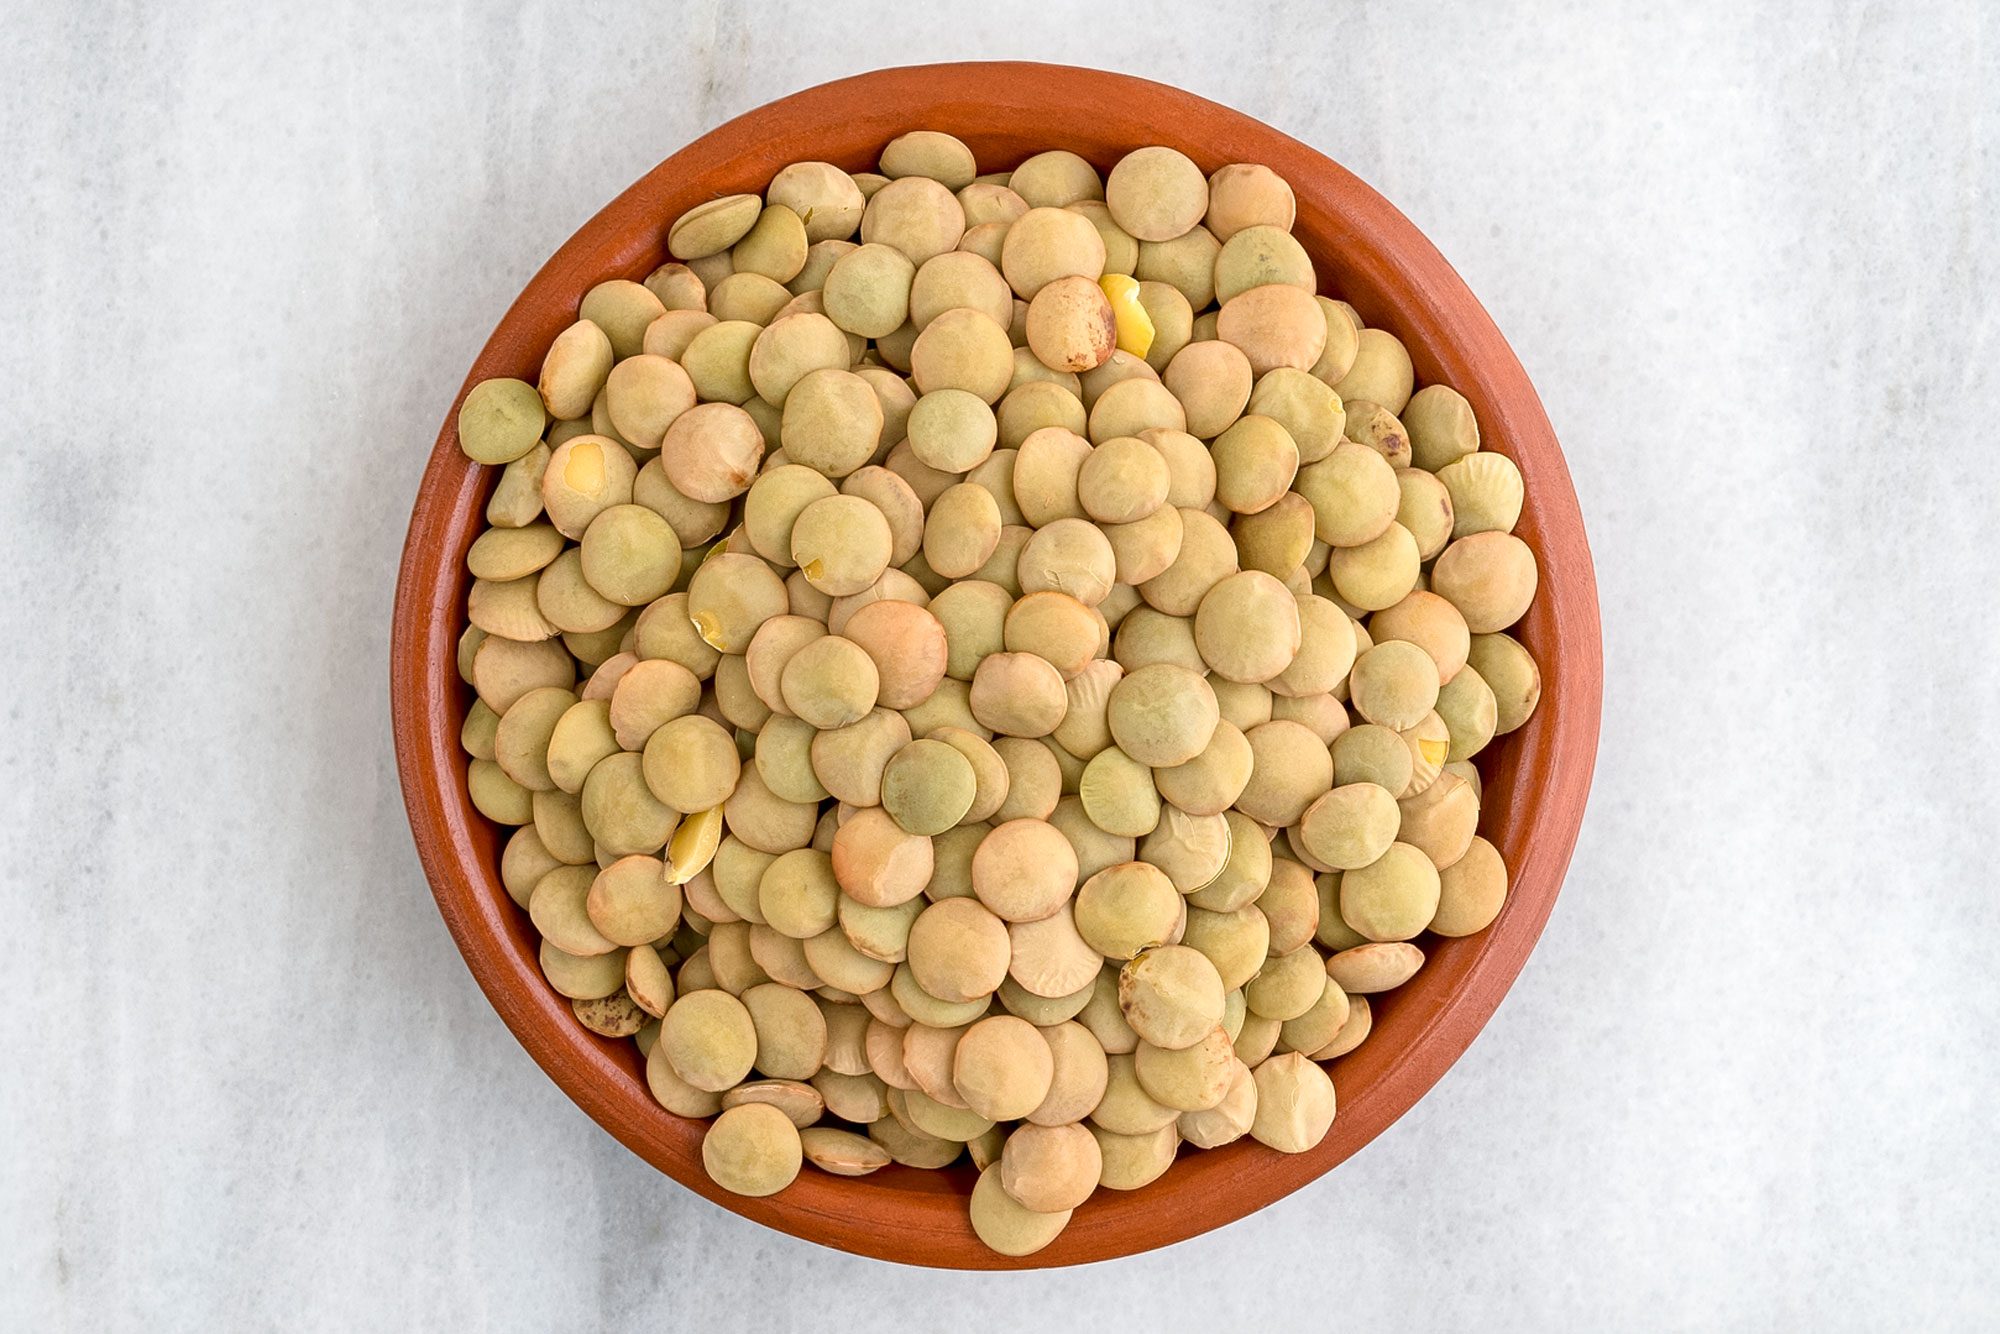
[391,59,1602,1269]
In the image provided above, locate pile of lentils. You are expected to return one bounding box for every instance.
[451,132,1543,1257]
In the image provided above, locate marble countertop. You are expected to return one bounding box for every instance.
[4,2,1996,1328]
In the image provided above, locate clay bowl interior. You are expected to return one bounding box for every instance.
[391,61,1602,1269]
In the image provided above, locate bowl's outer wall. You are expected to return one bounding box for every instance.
[391,62,1603,1269]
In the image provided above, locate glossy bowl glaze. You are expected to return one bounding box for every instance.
[391,61,1602,1269]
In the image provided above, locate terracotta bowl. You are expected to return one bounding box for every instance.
[391,61,1602,1269]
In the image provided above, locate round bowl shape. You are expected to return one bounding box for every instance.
[391,62,1602,1269]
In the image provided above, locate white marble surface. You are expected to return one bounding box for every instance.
[4,1,1997,1328]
